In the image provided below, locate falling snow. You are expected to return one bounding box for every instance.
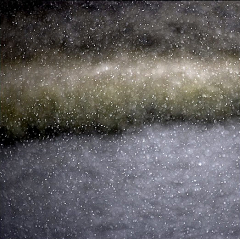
[1,120,240,238]
[1,1,240,239]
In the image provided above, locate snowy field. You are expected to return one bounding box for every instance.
[1,2,240,239]
[1,120,240,238]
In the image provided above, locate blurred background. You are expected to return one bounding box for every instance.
[1,1,240,62]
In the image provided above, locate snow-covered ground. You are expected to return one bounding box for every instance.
[1,2,240,238]
[1,119,240,238]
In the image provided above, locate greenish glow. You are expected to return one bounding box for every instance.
[1,54,240,140]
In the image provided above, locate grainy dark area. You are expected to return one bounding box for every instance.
[1,1,240,62]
